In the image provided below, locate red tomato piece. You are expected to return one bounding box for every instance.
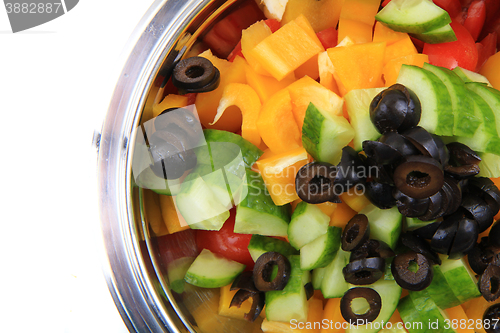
[157,229,200,265]
[464,0,486,41]
[195,209,255,270]
[317,27,338,49]
[227,40,244,62]
[423,20,478,71]
[433,0,462,18]
[264,19,281,33]
[476,32,497,71]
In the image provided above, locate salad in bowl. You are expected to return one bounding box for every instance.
[124,0,500,332]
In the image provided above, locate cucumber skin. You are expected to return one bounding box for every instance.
[247,235,298,262]
[405,294,455,333]
[410,24,456,44]
[439,257,481,303]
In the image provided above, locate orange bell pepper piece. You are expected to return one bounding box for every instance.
[382,53,429,87]
[330,202,357,229]
[211,83,262,147]
[321,298,346,333]
[383,35,418,66]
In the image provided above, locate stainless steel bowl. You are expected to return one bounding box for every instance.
[97,0,261,332]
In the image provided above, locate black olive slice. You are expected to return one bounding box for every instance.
[466,178,500,213]
[483,303,500,333]
[149,138,188,179]
[393,188,430,217]
[378,132,421,158]
[364,181,397,209]
[393,155,444,199]
[394,85,421,132]
[350,240,395,261]
[229,289,265,322]
[172,57,220,94]
[362,140,403,166]
[479,264,500,302]
[413,220,442,240]
[155,107,204,146]
[401,232,441,265]
[442,177,462,216]
[483,186,500,215]
[391,252,433,291]
[448,213,479,259]
[431,214,460,255]
[364,158,395,185]
[253,252,291,291]
[402,127,441,162]
[447,142,481,165]
[343,257,385,285]
[370,88,408,134]
[335,147,367,190]
[342,214,371,251]
[231,271,257,292]
[340,288,382,324]
[489,221,500,247]
[445,164,481,178]
[418,191,446,221]
[468,239,500,275]
[295,162,340,204]
[431,134,450,167]
[461,194,494,233]
[305,282,314,300]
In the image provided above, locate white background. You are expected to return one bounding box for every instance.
[0,1,154,332]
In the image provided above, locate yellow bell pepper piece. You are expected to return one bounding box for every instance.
[245,64,296,104]
[143,190,169,236]
[159,195,189,234]
[212,83,262,147]
[382,53,429,87]
[383,35,418,66]
[373,21,408,45]
[242,20,274,76]
[152,94,189,119]
[218,283,254,320]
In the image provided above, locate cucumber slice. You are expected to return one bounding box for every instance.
[247,234,298,262]
[184,249,246,288]
[397,64,454,136]
[423,63,480,137]
[265,255,310,323]
[345,279,402,333]
[312,266,327,290]
[479,152,500,178]
[405,217,435,230]
[321,249,350,298]
[453,67,492,85]
[302,102,355,165]
[300,226,342,270]
[455,88,500,155]
[360,205,403,250]
[234,170,291,237]
[375,0,451,34]
[439,256,481,303]
[398,295,454,333]
[408,265,460,309]
[288,201,330,249]
[167,256,195,294]
[410,24,456,44]
[344,88,385,151]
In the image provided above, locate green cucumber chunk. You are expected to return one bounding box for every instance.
[234,170,291,237]
[360,205,403,250]
[302,102,355,165]
[398,296,454,333]
[265,255,310,323]
[397,64,454,136]
[321,249,350,298]
[345,279,402,333]
[375,0,451,34]
[405,217,435,230]
[247,235,298,262]
[344,88,385,151]
[439,256,481,303]
[423,63,480,137]
[408,265,460,309]
[184,249,245,288]
[167,256,195,294]
[410,24,456,44]
[312,266,327,290]
[288,201,330,249]
[453,67,492,85]
[479,152,500,178]
[300,226,342,270]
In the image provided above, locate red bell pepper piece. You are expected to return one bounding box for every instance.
[381,0,391,6]
[264,19,281,33]
[423,20,478,71]
[476,32,497,71]
[227,40,244,62]
[316,27,338,49]
[464,0,486,41]
[433,0,463,18]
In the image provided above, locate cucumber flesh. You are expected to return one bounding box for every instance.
[345,279,402,333]
[167,257,195,294]
[288,201,330,249]
[321,249,350,298]
[302,102,355,165]
[360,205,402,250]
[405,217,435,230]
[397,64,454,136]
[398,296,454,333]
[300,226,341,270]
[375,0,451,34]
[234,170,291,237]
[265,255,310,323]
[453,67,492,85]
[479,152,500,178]
[344,88,385,151]
[184,249,245,288]
[439,256,481,303]
[247,234,298,262]
[312,266,327,290]
[410,24,456,44]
